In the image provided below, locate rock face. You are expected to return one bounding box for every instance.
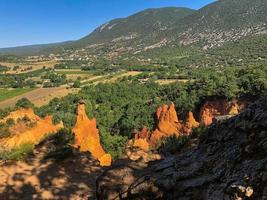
[72,101,112,166]
[200,99,246,126]
[133,103,198,152]
[97,98,267,199]
[183,111,200,135]
[150,102,182,146]
[132,103,182,151]
[133,127,151,151]
[0,108,63,149]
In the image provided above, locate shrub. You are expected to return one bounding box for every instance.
[100,127,128,159]
[15,98,34,109]
[191,125,206,139]
[157,135,189,155]
[0,123,11,139]
[0,143,34,161]
[6,118,15,127]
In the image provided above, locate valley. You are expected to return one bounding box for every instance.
[0,0,266,199]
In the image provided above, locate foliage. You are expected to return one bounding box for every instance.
[72,80,81,88]
[0,123,11,139]
[42,71,67,87]
[99,127,128,159]
[15,98,34,109]
[191,125,206,139]
[157,135,189,155]
[0,143,34,161]
[6,118,15,127]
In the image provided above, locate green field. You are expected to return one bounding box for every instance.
[0,88,35,102]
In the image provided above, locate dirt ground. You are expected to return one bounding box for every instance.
[0,150,104,200]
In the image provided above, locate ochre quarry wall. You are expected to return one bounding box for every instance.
[72,102,112,166]
[200,100,246,126]
[149,102,182,146]
[0,108,63,149]
[133,102,189,151]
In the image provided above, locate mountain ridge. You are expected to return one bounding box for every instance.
[0,0,266,67]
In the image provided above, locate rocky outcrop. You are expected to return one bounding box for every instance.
[97,98,267,199]
[131,103,183,152]
[0,109,63,149]
[132,103,199,152]
[133,127,151,151]
[72,101,112,166]
[150,102,182,146]
[200,99,246,126]
[183,111,200,135]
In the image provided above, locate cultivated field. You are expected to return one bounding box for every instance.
[0,87,79,109]
[0,60,58,74]
[0,88,35,102]
[155,79,190,85]
[90,71,142,85]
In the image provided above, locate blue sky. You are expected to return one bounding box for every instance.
[0,0,215,48]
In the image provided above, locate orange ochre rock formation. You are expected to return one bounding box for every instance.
[132,100,246,151]
[0,108,63,149]
[149,102,182,146]
[133,102,198,151]
[200,100,245,126]
[183,111,200,135]
[72,102,112,166]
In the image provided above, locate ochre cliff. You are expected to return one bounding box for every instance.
[133,127,150,151]
[0,109,63,149]
[72,101,112,166]
[149,102,182,146]
[183,111,200,135]
[132,102,183,151]
[132,100,245,152]
[200,100,246,126]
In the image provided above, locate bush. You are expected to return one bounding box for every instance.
[0,143,34,161]
[6,118,15,127]
[15,98,34,109]
[100,127,128,159]
[0,123,11,139]
[157,135,189,155]
[191,125,206,139]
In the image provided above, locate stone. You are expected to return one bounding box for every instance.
[150,102,182,146]
[72,101,112,166]
[183,111,200,135]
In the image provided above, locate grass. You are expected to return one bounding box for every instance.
[0,143,34,161]
[0,88,35,102]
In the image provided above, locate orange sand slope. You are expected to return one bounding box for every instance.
[0,108,63,149]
